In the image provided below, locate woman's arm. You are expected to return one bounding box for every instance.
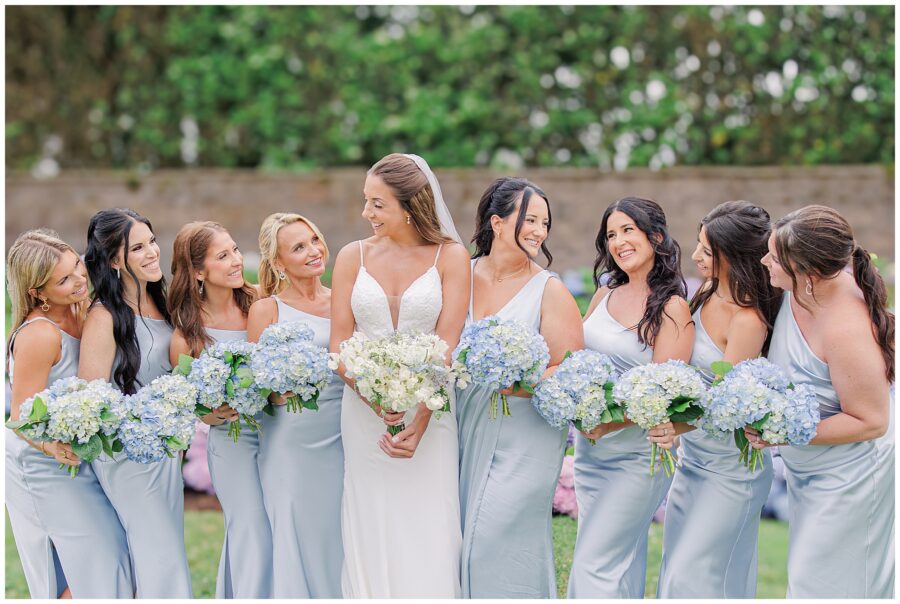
[246,297,277,344]
[328,242,362,386]
[77,306,117,381]
[647,296,696,447]
[11,322,79,465]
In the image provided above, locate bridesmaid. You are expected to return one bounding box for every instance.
[752,205,894,598]
[567,197,694,598]
[5,230,132,599]
[457,177,583,598]
[246,213,344,598]
[657,201,781,597]
[78,208,192,597]
[167,221,270,599]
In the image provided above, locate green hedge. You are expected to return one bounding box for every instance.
[6,6,894,170]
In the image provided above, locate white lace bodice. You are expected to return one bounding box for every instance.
[350,241,443,338]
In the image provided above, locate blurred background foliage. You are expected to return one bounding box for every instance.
[6,5,894,172]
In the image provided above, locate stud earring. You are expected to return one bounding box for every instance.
[278,271,286,280]
[40,299,50,312]
[406,215,411,225]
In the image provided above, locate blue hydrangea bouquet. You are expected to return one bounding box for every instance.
[117,374,198,463]
[453,316,550,419]
[532,350,623,443]
[613,360,707,476]
[176,340,271,442]
[251,321,330,414]
[699,358,820,472]
[6,376,125,477]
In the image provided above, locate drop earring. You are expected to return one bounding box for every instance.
[406,215,411,225]
[199,281,205,296]
[278,270,286,280]
[40,298,50,312]
[805,279,812,296]
[116,267,121,279]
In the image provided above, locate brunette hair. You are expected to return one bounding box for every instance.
[84,208,170,394]
[593,196,687,348]
[471,176,553,266]
[368,153,453,245]
[690,201,781,353]
[774,205,894,381]
[168,221,257,357]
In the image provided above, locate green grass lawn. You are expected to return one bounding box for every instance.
[7,510,788,598]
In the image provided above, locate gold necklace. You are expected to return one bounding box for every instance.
[491,261,529,283]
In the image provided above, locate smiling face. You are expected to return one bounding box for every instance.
[31,249,89,308]
[275,220,327,280]
[690,224,731,281]
[493,192,550,257]
[761,232,791,290]
[197,230,244,289]
[605,210,656,273]
[362,174,410,238]
[113,220,163,283]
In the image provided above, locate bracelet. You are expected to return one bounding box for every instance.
[39,441,46,454]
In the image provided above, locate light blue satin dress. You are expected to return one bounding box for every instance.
[5,317,132,598]
[567,291,673,598]
[205,327,273,599]
[91,315,192,597]
[657,304,773,597]
[256,297,344,598]
[457,263,568,598]
[768,292,894,598]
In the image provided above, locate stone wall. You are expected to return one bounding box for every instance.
[6,165,894,282]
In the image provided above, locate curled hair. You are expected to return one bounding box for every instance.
[690,201,781,353]
[6,229,87,365]
[593,196,687,348]
[471,176,553,266]
[368,153,452,245]
[257,213,330,297]
[774,205,894,381]
[84,208,170,394]
[168,221,258,357]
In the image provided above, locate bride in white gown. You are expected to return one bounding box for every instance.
[329,153,471,597]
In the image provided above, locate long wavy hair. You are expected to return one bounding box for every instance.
[257,213,330,297]
[368,153,453,245]
[593,196,687,348]
[690,201,781,354]
[84,208,170,394]
[168,221,257,357]
[471,176,553,266]
[774,205,894,381]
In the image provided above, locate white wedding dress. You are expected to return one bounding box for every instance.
[340,242,462,598]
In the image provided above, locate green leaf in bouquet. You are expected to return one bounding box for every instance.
[603,383,616,407]
[606,404,626,423]
[238,377,253,388]
[710,360,733,383]
[262,402,276,416]
[562,350,573,362]
[225,379,236,397]
[301,391,320,411]
[223,351,234,364]
[112,439,124,453]
[5,417,32,430]
[599,408,614,423]
[195,403,213,417]
[669,399,693,413]
[259,388,273,399]
[98,432,115,459]
[174,353,195,377]
[30,395,48,421]
[748,413,770,431]
[456,348,469,364]
[100,408,118,423]
[734,427,750,451]
[519,381,536,395]
[71,434,103,463]
[235,366,253,380]
[166,436,187,451]
[669,405,704,423]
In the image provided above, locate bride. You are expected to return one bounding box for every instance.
[329,153,471,597]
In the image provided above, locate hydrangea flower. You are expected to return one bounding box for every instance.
[251,321,330,413]
[117,374,198,464]
[532,350,622,442]
[6,377,125,477]
[698,357,820,472]
[183,340,269,442]
[331,331,453,436]
[614,360,706,476]
[453,316,550,419]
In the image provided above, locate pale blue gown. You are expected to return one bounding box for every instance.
[91,316,193,597]
[457,262,568,598]
[567,291,673,598]
[5,317,133,598]
[256,296,344,598]
[657,304,773,597]
[768,292,894,598]
[205,327,273,599]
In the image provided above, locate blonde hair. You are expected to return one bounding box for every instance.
[7,229,86,338]
[368,153,453,245]
[258,213,330,297]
